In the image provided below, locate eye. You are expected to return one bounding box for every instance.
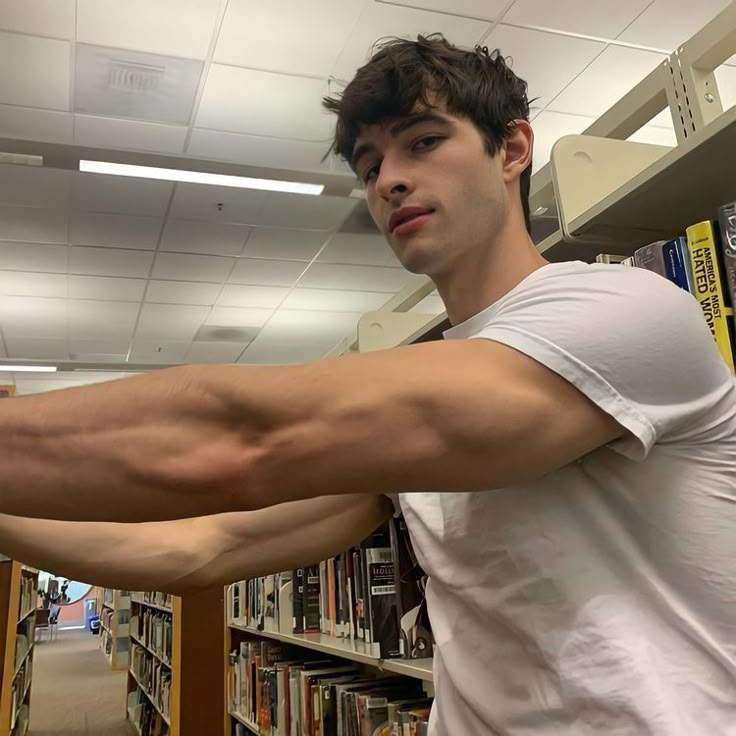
[362,163,380,184]
[412,135,442,151]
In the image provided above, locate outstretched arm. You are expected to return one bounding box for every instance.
[1,339,622,522]
[0,494,393,595]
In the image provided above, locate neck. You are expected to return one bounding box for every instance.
[432,217,548,326]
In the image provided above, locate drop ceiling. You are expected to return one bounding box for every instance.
[0,0,735,394]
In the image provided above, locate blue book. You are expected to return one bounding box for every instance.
[672,236,695,293]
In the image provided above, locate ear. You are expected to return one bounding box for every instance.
[502,120,533,185]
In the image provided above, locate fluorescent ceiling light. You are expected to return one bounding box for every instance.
[79,160,324,196]
[0,365,57,373]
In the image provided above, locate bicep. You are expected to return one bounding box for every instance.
[422,338,624,488]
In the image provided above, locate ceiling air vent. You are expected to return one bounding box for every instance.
[75,43,203,125]
[194,326,260,343]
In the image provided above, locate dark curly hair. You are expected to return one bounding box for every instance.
[323,34,533,232]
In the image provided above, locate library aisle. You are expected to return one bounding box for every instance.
[29,629,129,736]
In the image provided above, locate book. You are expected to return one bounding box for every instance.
[685,219,735,371]
[717,201,736,313]
[389,515,433,660]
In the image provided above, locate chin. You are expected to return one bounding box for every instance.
[394,243,446,276]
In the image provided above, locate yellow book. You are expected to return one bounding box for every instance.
[685,220,735,372]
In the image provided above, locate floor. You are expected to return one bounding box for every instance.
[29,628,132,736]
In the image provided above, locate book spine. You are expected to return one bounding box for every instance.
[661,238,689,291]
[717,201,736,311]
[304,565,321,634]
[293,568,305,634]
[685,220,735,371]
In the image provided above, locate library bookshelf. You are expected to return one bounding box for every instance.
[224,572,435,736]
[127,588,223,736]
[0,560,39,736]
[98,588,131,671]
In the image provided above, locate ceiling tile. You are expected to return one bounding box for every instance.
[627,124,677,147]
[297,263,412,292]
[482,25,605,107]
[72,172,173,216]
[531,110,595,171]
[715,64,736,112]
[69,246,155,278]
[331,3,491,81]
[159,219,250,257]
[0,0,76,38]
[136,303,210,341]
[185,341,248,363]
[151,252,235,283]
[0,32,70,110]
[69,212,162,250]
[0,103,74,144]
[256,193,356,231]
[168,183,267,223]
[618,0,731,51]
[74,115,188,155]
[316,232,400,267]
[0,295,67,338]
[4,337,69,360]
[281,288,392,312]
[196,65,333,142]
[69,338,131,362]
[186,129,340,175]
[128,340,191,364]
[0,166,71,209]
[547,45,666,117]
[239,335,342,365]
[206,306,274,328]
[68,299,140,340]
[229,258,307,287]
[217,284,289,309]
[501,0,650,39]
[145,280,222,306]
[0,242,67,272]
[649,108,677,128]
[215,0,365,77]
[76,0,222,59]
[242,228,329,262]
[389,0,506,20]
[0,206,68,244]
[0,271,67,297]
[69,275,147,302]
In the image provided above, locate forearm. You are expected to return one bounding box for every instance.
[0,363,315,521]
[0,513,205,593]
[0,495,392,595]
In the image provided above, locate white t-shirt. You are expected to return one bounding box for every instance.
[395,261,736,735]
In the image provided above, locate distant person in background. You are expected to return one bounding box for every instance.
[1,34,735,734]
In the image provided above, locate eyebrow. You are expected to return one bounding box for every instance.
[351,112,453,171]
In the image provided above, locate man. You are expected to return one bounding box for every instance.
[2,35,736,734]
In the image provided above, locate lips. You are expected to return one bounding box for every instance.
[388,207,433,233]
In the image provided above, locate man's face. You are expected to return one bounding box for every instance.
[352,106,509,277]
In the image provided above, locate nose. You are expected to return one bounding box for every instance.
[374,157,414,203]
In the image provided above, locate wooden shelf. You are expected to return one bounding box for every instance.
[11,673,32,730]
[130,597,173,614]
[130,633,171,669]
[13,644,32,680]
[17,607,35,626]
[229,709,258,734]
[229,623,433,682]
[129,667,170,727]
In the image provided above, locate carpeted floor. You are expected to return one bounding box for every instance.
[29,628,132,736]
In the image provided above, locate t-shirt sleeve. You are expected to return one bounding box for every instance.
[456,265,734,461]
